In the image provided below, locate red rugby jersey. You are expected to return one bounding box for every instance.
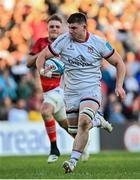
[30,37,60,92]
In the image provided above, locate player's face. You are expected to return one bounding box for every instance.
[68,23,86,41]
[48,20,63,41]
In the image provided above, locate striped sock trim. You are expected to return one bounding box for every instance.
[71,150,82,161]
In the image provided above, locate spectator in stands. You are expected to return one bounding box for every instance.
[8,98,28,123]
[0,96,13,121]
[28,101,43,122]
[109,102,126,124]
[132,93,140,122]
[27,88,42,112]
[17,73,35,100]
[0,68,17,101]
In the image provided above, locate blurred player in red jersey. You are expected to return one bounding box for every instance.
[27,14,68,163]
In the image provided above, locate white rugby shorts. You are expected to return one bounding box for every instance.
[65,85,102,113]
[43,87,67,121]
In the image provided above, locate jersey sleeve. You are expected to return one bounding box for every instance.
[29,38,42,55]
[95,36,115,59]
[30,38,48,55]
[48,33,68,56]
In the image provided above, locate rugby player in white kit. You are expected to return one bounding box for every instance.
[36,12,126,173]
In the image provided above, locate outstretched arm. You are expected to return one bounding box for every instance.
[106,50,126,101]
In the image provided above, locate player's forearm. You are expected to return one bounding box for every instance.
[107,51,126,88]
[36,47,53,72]
[26,54,39,68]
[36,49,47,71]
[115,60,126,88]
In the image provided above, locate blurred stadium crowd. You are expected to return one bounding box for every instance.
[0,0,140,123]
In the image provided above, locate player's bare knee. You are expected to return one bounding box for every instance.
[59,120,68,129]
[79,107,95,130]
[41,105,53,120]
[78,119,90,131]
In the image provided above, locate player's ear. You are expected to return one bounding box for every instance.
[83,24,87,30]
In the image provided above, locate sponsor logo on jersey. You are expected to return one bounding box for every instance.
[68,55,91,67]
[67,44,75,50]
[88,46,94,54]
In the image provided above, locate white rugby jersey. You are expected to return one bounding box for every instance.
[49,32,114,94]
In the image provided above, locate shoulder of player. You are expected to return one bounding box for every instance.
[89,33,105,42]
[36,37,48,43]
[89,33,107,47]
[57,32,69,41]
[30,37,49,54]
[53,32,69,45]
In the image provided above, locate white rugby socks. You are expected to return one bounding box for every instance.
[70,150,82,166]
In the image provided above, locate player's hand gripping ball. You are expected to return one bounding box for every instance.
[45,57,65,75]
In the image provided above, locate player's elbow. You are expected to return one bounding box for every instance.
[26,55,35,68]
[122,63,126,76]
[36,57,40,70]
[36,54,44,71]
[26,56,30,67]
[26,62,32,68]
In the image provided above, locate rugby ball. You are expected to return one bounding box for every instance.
[45,57,65,75]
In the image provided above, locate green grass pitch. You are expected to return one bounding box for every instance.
[0,151,140,179]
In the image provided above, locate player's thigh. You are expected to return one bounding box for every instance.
[54,105,67,122]
[65,94,79,126]
[80,99,99,113]
[65,94,79,135]
[43,88,64,113]
[79,86,102,114]
[41,101,54,115]
[64,94,80,113]
[66,110,79,136]
[43,91,57,112]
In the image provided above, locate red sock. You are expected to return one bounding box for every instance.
[44,119,56,142]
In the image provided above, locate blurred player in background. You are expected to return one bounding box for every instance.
[27,14,68,163]
[36,12,123,173]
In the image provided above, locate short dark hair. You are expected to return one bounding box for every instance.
[47,14,63,23]
[67,12,87,24]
